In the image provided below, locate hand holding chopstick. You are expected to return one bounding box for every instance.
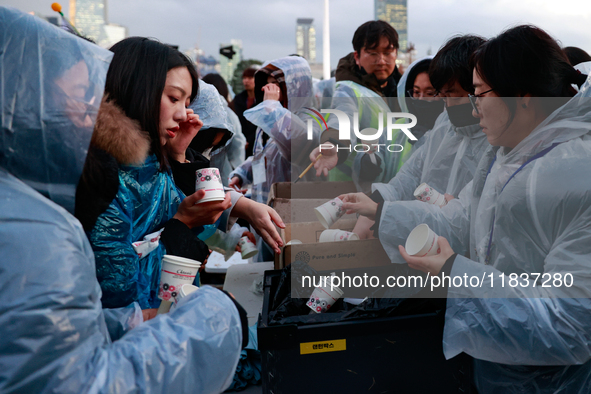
[294,153,322,183]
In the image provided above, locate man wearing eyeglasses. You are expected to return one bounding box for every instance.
[309,20,405,190]
[339,35,493,246]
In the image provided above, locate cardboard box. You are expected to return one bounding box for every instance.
[267,181,357,206]
[275,219,391,271]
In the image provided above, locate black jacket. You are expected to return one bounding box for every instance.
[231,90,258,158]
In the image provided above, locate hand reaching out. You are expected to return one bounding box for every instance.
[309,145,338,177]
[339,192,378,220]
[173,190,231,229]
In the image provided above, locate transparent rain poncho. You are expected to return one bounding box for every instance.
[371,109,489,206]
[190,80,245,185]
[377,79,591,392]
[0,8,241,393]
[230,56,319,203]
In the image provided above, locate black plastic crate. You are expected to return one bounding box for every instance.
[257,269,472,393]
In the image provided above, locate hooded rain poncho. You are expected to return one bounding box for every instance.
[0,8,242,393]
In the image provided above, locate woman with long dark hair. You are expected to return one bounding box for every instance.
[0,9,244,392]
[77,37,284,320]
[390,25,591,392]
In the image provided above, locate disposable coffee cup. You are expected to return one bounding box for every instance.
[307,279,345,314]
[319,229,359,243]
[195,167,225,204]
[314,197,345,229]
[158,255,201,302]
[238,236,258,259]
[405,224,440,257]
[413,183,447,208]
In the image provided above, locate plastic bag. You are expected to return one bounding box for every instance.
[205,223,249,261]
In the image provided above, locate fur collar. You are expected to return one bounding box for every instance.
[90,97,151,165]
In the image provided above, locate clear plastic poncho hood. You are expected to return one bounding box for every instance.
[0,7,112,213]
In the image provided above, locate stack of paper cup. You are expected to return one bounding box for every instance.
[319,229,359,243]
[195,167,225,204]
[307,279,345,313]
[413,183,447,208]
[238,236,258,259]
[405,224,440,257]
[314,197,345,229]
[158,255,201,303]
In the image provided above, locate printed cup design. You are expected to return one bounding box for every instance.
[314,198,345,229]
[195,167,225,204]
[238,236,258,259]
[158,255,201,303]
[307,281,345,314]
[319,229,360,243]
[405,224,440,257]
[173,284,199,306]
[413,183,447,208]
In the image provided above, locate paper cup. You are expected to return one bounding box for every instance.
[286,239,302,245]
[307,279,345,313]
[405,224,440,257]
[413,183,447,208]
[195,167,225,203]
[314,198,345,229]
[319,229,359,243]
[158,255,201,302]
[174,283,199,305]
[238,236,258,259]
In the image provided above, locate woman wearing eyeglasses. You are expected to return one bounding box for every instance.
[386,25,591,392]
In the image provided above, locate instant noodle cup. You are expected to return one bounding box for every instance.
[413,183,447,208]
[238,236,258,259]
[195,167,225,203]
[158,255,201,303]
[307,278,345,314]
[318,229,359,243]
[314,197,345,229]
[405,224,440,257]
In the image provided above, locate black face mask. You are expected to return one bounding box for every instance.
[409,99,445,130]
[446,102,479,128]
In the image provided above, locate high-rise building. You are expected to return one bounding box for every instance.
[69,0,108,46]
[296,18,316,63]
[375,0,408,52]
[69,0,127,47]
[219,40,242,85]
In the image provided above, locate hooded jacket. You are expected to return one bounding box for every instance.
[0,8,241,393]
[188,81,245,186]
[230,56,319,204]
[377,77,591,392]
[81,98,221,309]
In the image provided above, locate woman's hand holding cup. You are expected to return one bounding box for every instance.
[174,190,231,228]
[339,192,378,220]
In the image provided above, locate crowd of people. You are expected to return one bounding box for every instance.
[1,5,591,393]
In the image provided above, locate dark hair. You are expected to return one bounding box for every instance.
[105,37,199,170]
[201,73,230,103]
[429,35,486,94]
[562,46,591,66]
[242,67,257,78]
[471,25,576,121]
[352,20,399,54]
[405,58,432,96]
